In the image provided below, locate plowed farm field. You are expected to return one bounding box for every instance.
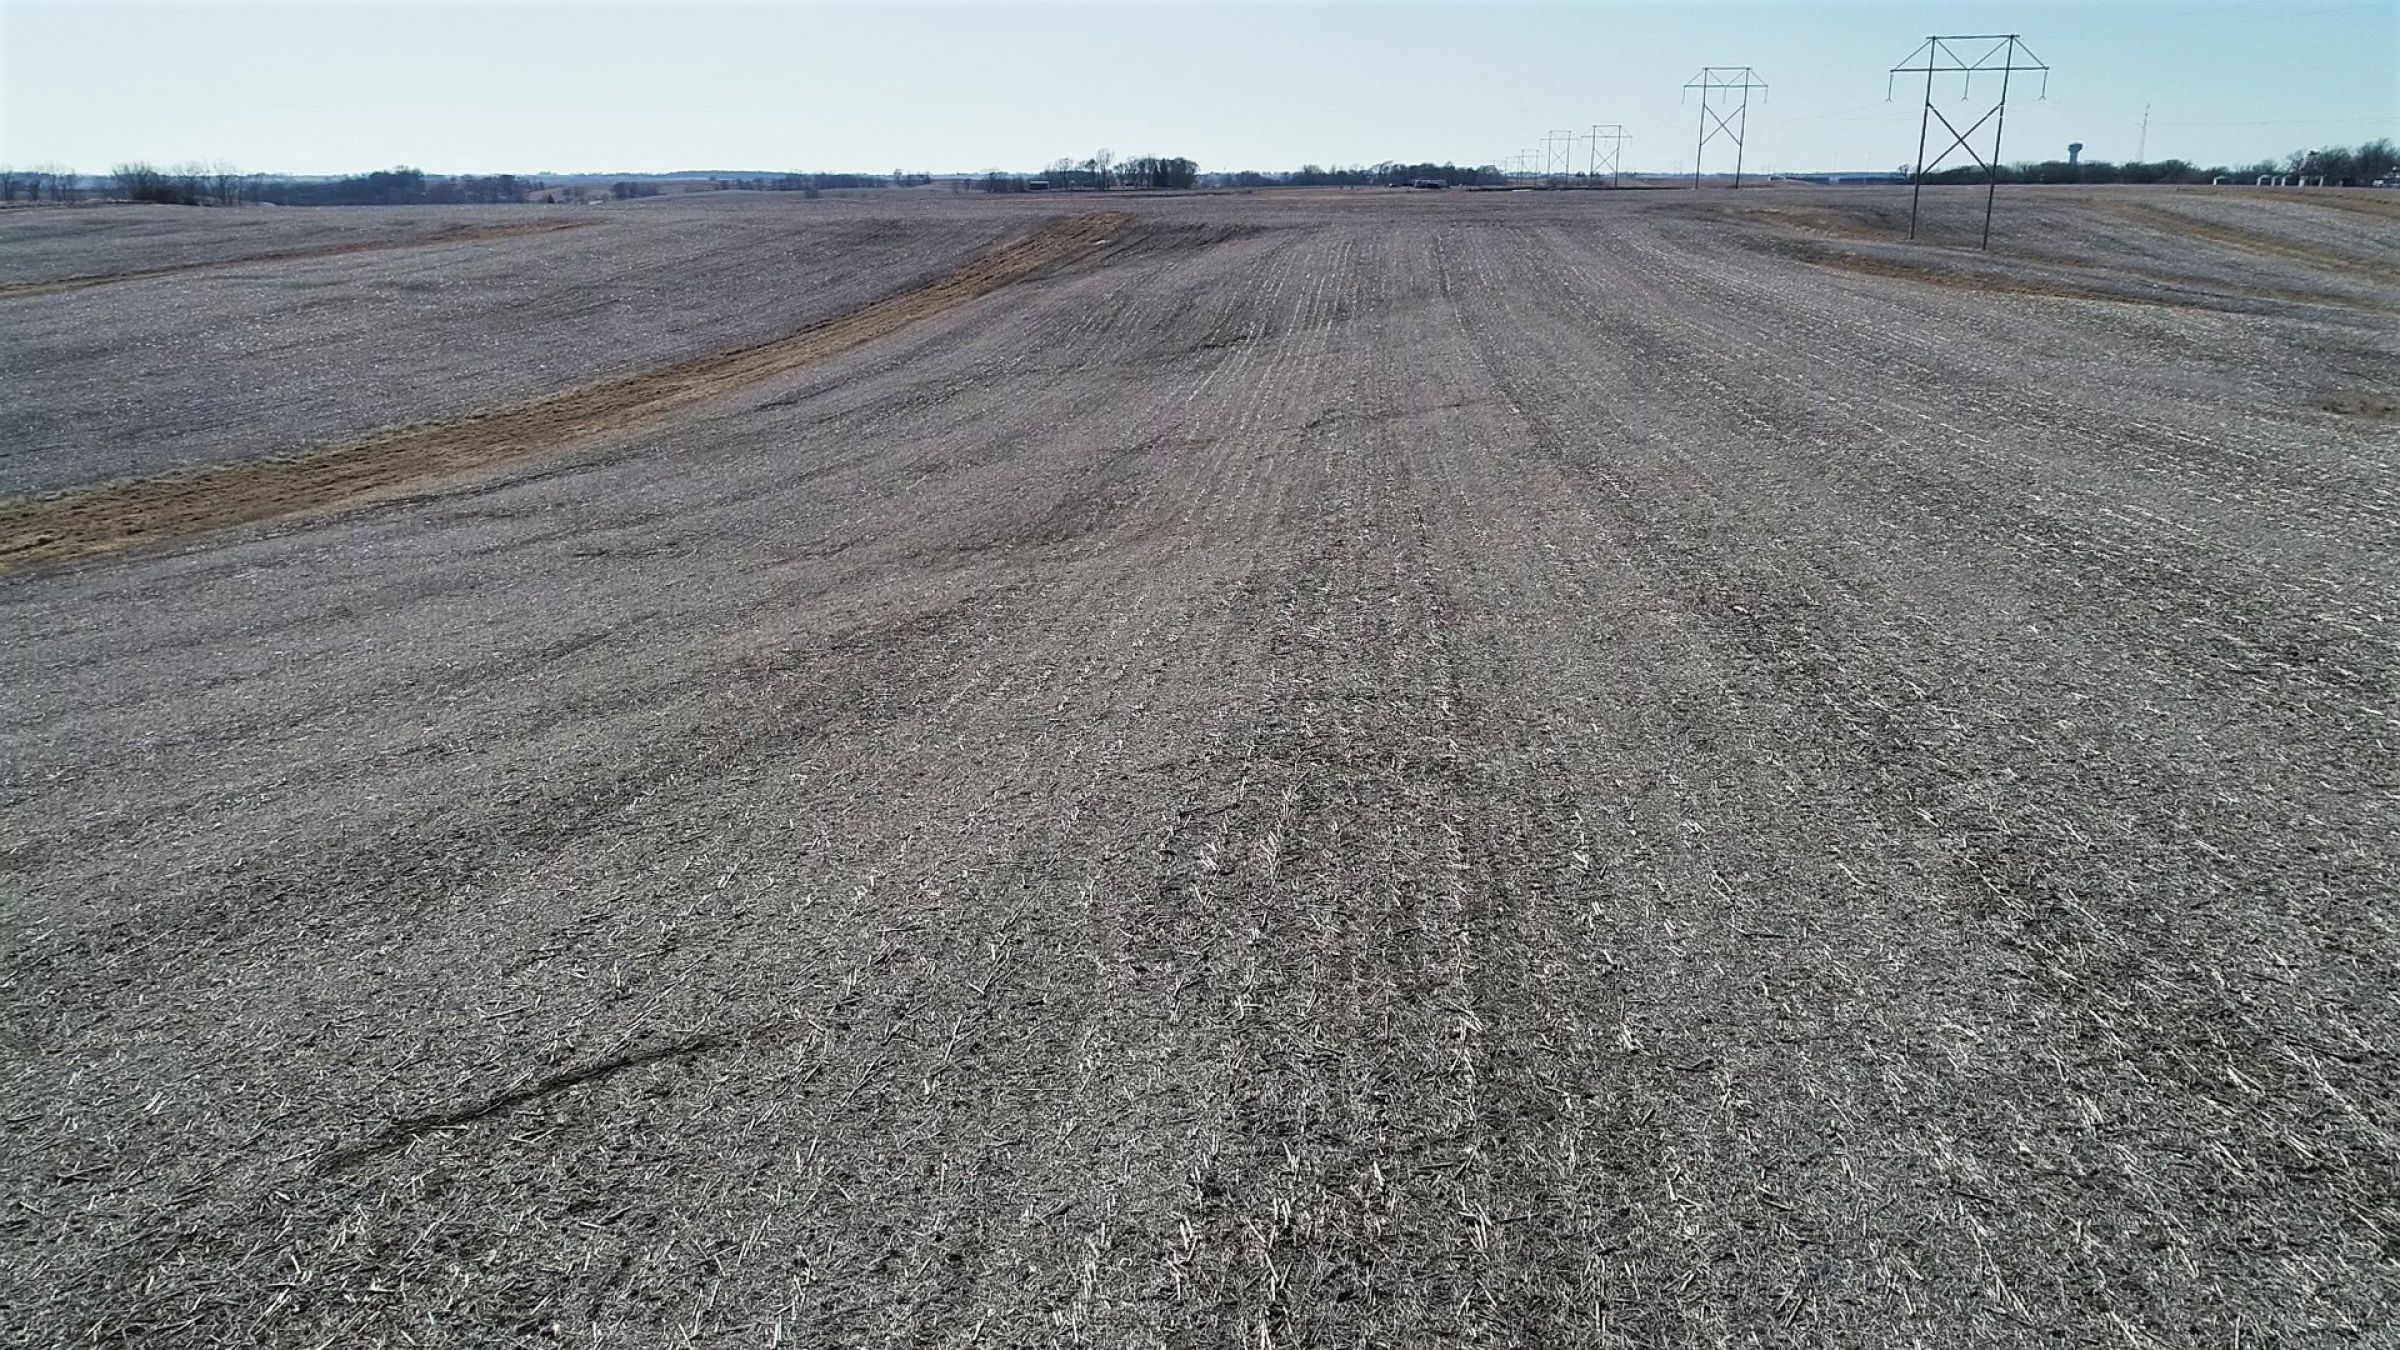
[5,185,2396,1348]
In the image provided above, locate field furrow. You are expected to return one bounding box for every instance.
[4,186,2393,1348]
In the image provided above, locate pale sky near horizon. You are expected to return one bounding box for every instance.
[2,1,2393,177]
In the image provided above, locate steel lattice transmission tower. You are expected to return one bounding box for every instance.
[1889,35,2050,249]
[1585,124,1630,187]
[1545,130,1579,178]
[1682,67,1767,189]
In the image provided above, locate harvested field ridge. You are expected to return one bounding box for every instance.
[3,187,2396,1349]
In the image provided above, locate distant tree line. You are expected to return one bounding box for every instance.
[709,172,891,195]
[1256,161,1504,188]
[1920,137,2396,187]
[1120,156,1200,189]
[58,137,2386,211]
[94,162,952,206]
[992,155,1500,193]
[1041,151,1118,190]
[273,169,543,205]
[0,164,79,202]
[978,151,1200,192]
[105,162,548,206]
[109,162,246,205]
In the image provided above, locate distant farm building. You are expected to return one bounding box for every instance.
[1781,172,1912,185]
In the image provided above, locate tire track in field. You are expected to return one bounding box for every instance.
[676,234,1335,1344]
[1443,221,1899,1340]
[0,217,600,299]
[0,212,1134,572]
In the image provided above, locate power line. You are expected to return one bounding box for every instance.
[2043,0,2385,41]
[2151,115,2399,126]
[1781,99,1913,125]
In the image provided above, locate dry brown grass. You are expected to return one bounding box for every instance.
[1707,202,1913,243]
[2096,199,2400,283]
[0,211,1130,571]
[1768,237,2208,308]
[1765,231,2400,318]
[2324,392,2400,421]
[2170,184,2400,221]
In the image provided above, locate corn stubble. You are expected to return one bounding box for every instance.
[3,184,2394,1347]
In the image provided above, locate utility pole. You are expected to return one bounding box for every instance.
[1889,35,2050,248]
[2138,103,2150,162]
[1585,124,1630,187]
[1681,68,1768,189]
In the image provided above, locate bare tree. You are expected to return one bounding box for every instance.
[209,160,241,206]
[113,162,160,202]
[0,166,18,203]
[38,164,75,202]
[1093,148,1115,191]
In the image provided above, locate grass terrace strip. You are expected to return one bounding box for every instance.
[0,211,1131,570]
[2095,199,2400,284]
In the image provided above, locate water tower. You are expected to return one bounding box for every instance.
[2068,142,2084,166]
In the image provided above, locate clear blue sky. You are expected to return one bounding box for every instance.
[3,1,2393,176]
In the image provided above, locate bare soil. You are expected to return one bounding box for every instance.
[0,197,1060,493]
[0,218,600,299]
[3,185,2395,1349]
[0,213,1130,568]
